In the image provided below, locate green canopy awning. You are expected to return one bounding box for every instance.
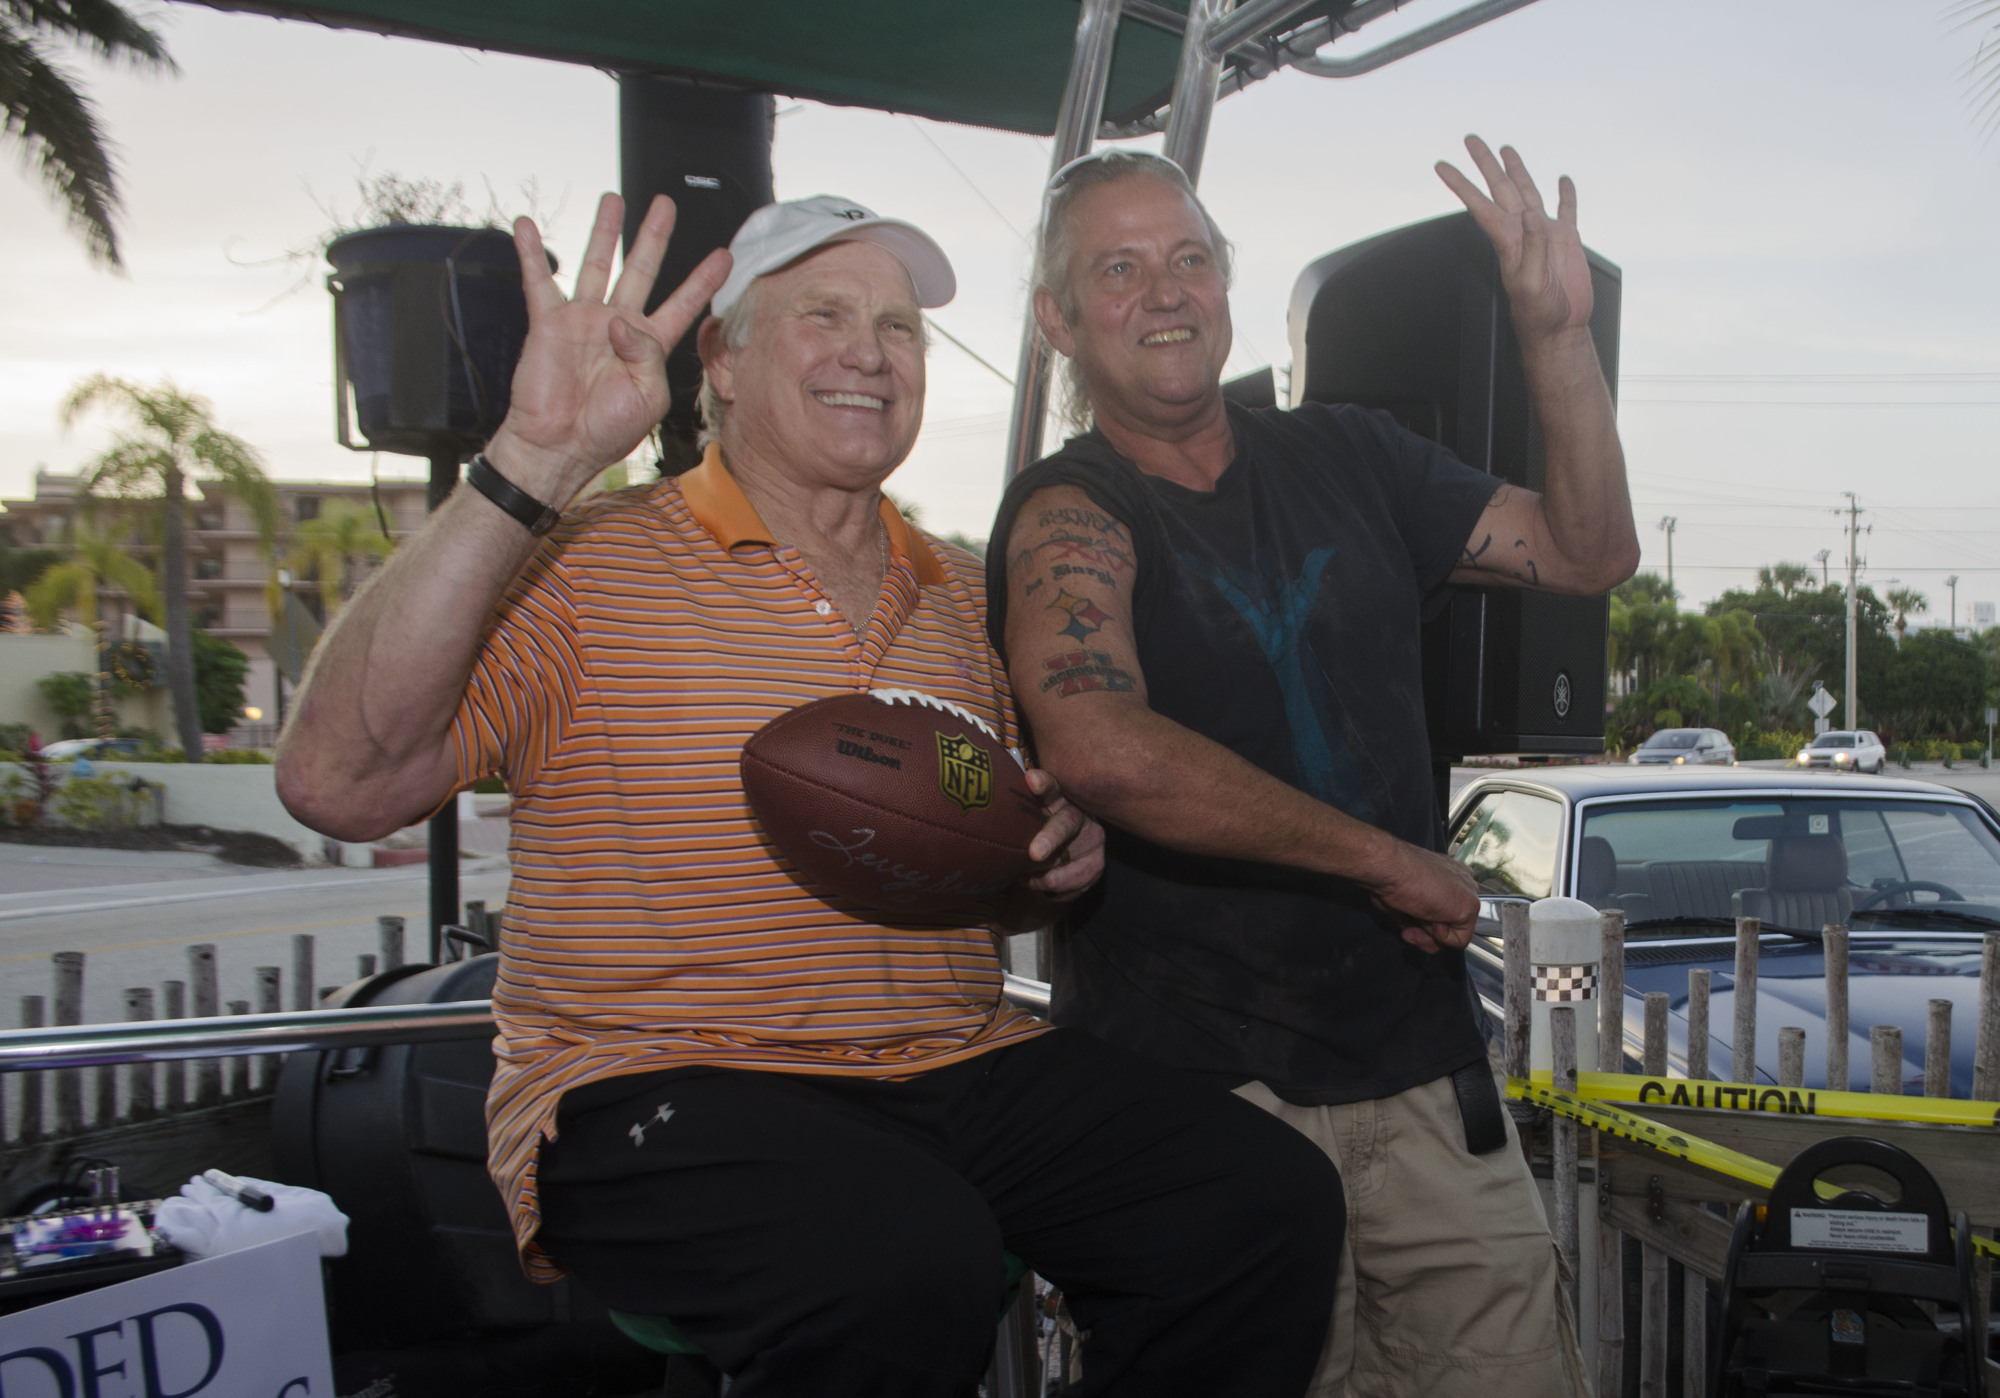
[187,0,1198,135]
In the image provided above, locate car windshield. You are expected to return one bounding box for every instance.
[1642,731,1700,750]
[1811,734,1856,749]
[1574,796,2000,934]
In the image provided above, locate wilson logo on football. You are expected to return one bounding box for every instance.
[935,733,992,813]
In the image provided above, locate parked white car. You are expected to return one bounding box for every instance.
[1796,730,1886,774]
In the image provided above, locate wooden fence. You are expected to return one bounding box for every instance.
[3,903,505,1145]
[1504,906,2000,1397]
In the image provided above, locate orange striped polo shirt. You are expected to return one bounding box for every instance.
[451,446,1048,1279]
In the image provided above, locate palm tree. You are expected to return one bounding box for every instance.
[1949,0,2000,137]
[22,523,159,629]
[1759,562,1814,599]
[274,503,393,620]
[24,522,160,738]
[62,376,276,756]
[1884,587,1928,648]
[2,0,177,267]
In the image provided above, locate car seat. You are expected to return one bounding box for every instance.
[1578,836,1619,908]
[1735,835,1852,932]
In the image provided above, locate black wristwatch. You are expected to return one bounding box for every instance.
[466,453,562,537]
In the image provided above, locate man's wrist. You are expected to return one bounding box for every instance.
[480,426,587,510]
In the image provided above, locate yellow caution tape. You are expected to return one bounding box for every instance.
[1506,1077,2000,1260]
[1526,1070,2000,1130]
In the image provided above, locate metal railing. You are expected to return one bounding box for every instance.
[0,974,1056,1074]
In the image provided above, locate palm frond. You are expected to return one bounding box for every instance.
[0,26,122,265]
[2,0,175,71]
[1946,0,2000,139]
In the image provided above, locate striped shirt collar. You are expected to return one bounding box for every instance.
[680,443,949,587]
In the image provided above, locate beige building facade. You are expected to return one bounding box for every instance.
[1,469,429,744]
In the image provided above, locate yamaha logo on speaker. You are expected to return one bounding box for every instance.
[1552,671,1573,720]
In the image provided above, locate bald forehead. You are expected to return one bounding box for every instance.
[1064,174,1214,260]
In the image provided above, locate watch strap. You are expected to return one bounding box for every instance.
[467,454,562,537]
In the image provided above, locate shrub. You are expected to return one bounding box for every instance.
[1739,728,1810,761]
[202,749,272,764]
[50,775,135,830]
[0,723,32,755]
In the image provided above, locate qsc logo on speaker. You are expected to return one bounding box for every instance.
[1552,671,1573,720]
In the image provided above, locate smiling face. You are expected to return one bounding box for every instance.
[1035,173,1232,438]
[703,240,927,489]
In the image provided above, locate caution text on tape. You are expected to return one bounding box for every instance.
[1526,1070,2000,1130]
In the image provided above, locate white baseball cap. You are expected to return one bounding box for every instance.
[710,195,956,318]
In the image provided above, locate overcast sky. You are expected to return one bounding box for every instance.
[5,0,2000,618]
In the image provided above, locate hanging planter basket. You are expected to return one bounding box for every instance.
[326,225,556,459]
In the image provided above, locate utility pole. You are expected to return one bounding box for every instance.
[1814,549,1831,589]
[1946,574,1960,631]
[1841,493,1865,732]
[1658,516,1678,601]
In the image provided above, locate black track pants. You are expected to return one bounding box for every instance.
[536,1027,1343,1398]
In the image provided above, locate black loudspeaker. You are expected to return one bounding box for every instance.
[1288,211,1620,757]
[619,75,776,473]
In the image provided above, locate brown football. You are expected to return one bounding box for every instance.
[740,688,1044,916]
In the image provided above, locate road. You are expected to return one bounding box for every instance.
[0,857,513,1027]
[2,763,1993,1028]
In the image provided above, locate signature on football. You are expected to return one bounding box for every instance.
[807,827,995,902]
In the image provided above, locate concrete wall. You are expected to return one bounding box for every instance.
[0,633,173,743]
[4,760,328,864]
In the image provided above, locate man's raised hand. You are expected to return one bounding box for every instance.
[484,192,732,505]
[1435,136,1592,349]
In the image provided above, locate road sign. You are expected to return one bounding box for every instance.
[1988,707,1998,727]
[1808,685,1837,720]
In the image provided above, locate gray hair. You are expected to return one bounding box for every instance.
[696,256,938,450]
[1030,150,1234,436]
[697,280,760,450]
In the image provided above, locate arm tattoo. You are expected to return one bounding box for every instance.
[1047,588,1109,641]
[1513,539,1539,587]
[1041,648,1136,697]
[1036,506,1123,535]
[1460,532,1493,567]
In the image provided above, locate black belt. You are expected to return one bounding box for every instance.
[1451,1060,1509,1155]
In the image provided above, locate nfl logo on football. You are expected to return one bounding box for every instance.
[936,734,992,814]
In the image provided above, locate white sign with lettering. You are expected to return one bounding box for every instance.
[0,1230,332,1397]
[1790,1208,1930,1254]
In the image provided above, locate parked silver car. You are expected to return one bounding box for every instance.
[1797,729,1886,774]
[1449,766,2000,1090]
[1628,727,1736,766]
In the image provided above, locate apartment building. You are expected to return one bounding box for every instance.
[0,468,429,739]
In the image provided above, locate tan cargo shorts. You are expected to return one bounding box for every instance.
[1235,1070,1589,1398]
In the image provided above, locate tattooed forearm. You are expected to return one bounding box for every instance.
[1460,532,1493,567]
[1040,648,1137,697]
[1513,539,1539,588]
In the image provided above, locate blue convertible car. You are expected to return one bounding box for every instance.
[1448,766,2000,1095]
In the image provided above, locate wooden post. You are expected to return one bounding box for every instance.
[464,900,486,954]
[1871,1025,1903,1097]
[122,988,154,1119]
[1552,1005,1579,1325]
[358,954,378,979]
[1975,933,1999,1102]
[1777,1027,1805,1089]
[1639,994,1669,1397]
[379,915,406,971]
[225,1001,250,1097]
[1925,999,1951,1098]
[290,935,315,1012]
[1502,902,1530,1083]
[1732,918,1760,1084]
[254,966,281,1091]
[163,980,187,1112]
[1598,911,1628,1398]
[189,944,221,1106]
[1687,969,1710,1081]
[1683,969,1710,1396]
[52,951,83,1135]
[17,996,44,1142]
[1825,925,1850,1093]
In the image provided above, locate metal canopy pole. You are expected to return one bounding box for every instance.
[1162,0,1233,181]
[1002,0,1126,481]
[1290,0,1543,77]
[426,451,460,962]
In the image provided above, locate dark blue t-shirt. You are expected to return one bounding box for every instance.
[987,401,1500,1105]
